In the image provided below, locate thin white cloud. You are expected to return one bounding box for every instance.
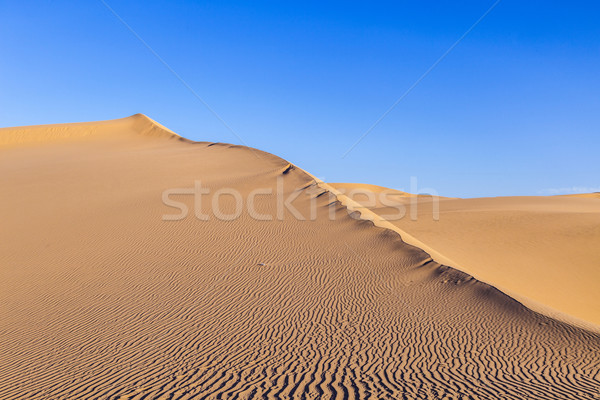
[538,186,600,195]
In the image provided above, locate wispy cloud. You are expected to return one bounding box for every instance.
[538,186,600,195]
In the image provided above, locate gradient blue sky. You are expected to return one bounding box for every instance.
[1,1,599,197]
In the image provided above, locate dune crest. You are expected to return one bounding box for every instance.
[561,192,600,199]
[0,113,181,148]
[330,183,600,330]
[1,116,600,399]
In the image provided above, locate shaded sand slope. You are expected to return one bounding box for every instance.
[330,184,600,329]
[1,116,600,399]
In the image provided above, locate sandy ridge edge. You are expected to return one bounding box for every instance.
[300,173,600,334]
[3,114,598,333]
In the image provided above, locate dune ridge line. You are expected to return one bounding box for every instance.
[310,178,600,334]
[2,113,597,332]
[0,114,182,147]
[2,114,600,399]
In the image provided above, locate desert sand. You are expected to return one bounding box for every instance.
[330,183,600,329]
[1,115,599,399]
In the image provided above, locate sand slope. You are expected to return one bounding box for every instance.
[0,114,182,148]
[330,184,600,329]
[1,116,600,399]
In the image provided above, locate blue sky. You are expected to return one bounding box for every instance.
[1,1,599,197]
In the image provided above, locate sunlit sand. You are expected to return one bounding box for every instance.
[1,115,599,399]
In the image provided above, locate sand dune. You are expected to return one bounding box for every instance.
[562,192,600,199]
[330,184,600,329]
[1,115,599,399]
[0,114,182,148]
